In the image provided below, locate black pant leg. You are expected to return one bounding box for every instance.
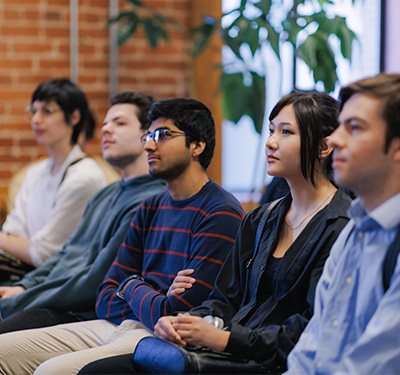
[78,354,140,375]
[0,308,79,333]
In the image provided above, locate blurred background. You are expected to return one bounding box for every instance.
[0,0,399,218]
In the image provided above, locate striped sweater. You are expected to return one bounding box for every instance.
[96,179,245,330]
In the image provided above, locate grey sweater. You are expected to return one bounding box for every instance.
[0,175,166,321]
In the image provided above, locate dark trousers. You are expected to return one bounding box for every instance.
[0,308,80,334]
[78,354,140,375]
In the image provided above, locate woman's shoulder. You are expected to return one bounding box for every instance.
[327,187,352,218]
[244,195,288,228]
[68,157,107,181]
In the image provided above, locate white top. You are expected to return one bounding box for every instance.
[3,145,107,266]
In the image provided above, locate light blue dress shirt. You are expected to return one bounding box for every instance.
[285,193,400,375]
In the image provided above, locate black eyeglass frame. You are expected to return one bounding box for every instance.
[140,128,187,144]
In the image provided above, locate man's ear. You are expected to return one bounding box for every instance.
[320,136,333,159]
[191,140,206,158]
[390,137,400,163]
[70,109,81,127]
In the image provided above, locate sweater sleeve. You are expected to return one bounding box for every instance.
[0,200,138,320]
[96,204,244,330]
[189,208,262,321]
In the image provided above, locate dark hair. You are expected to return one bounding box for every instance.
[110,91,155,130]
[339,73,400,152]
[269,91,340,186]
[31,78,95,145]
[148,98,215,170]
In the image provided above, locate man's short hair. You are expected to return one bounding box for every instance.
[31,78,95,146]
[339,73,400,152]
[148,98,216,170]
[110,91,155,131]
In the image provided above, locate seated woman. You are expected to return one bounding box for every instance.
[0,78,106,271]
[78,91,352,374]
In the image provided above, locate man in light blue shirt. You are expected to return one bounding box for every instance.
[285,73,400,375]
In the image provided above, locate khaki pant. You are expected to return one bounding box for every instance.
[0,319,153,375]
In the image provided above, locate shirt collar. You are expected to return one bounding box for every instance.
[349,193,400,231]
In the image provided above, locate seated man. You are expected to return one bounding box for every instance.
[79,90,353,375]
[285,74,400,374]
[0,91,166,332]
[0,97,245,375]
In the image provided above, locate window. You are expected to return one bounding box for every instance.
[221,0,381,201]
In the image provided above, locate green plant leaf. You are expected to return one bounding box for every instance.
[126,0,143,6]
[108,10,137,25]
[254,0,272,15]
[239,0,248,12]
[117,14,139,46]
[246,72,265,134]
[298,33,337,92]
[247,27,260,57]
[327,16,357,61]
[221,29,243,60]
[265,22,280,58]
[192,21,217,57]
[282,14,306,46]
[297,33,318,69]
[220,71,265,134]
[143,18,164,48]
[221,73,250,124]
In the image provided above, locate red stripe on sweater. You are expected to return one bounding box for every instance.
[112,262,140,273]
[174,294,195,309]
[139,291,154,323]
[144,249,224,265]
[141,205,244,221]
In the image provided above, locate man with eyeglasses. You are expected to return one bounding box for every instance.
[0,98,245,375]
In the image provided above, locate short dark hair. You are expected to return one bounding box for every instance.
[148,98,215,170]
[339,73,400,152]
[269,91,340,186]
[110,91,155,130]
[31,78,95,145]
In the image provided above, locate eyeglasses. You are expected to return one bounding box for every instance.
[25,104,63,120]
[140,129,186,145]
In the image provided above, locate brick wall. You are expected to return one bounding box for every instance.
[0,0,192,205]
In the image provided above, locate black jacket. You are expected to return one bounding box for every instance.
[190,188,352,371]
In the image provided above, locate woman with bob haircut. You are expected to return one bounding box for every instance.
[77,90,353,374]
[0,78,106,271]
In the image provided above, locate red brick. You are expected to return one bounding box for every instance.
[25,10,40,20]
[14,43,53,53]
[0,76,12,84]
[0,123,32,131]
[1,26,39,36]
[2,0,40,3]
[45,11,62,21]
[39,60,70,69]
[0,139,14,147]
[45,27,69,38]
[4,10,19,19]
[0,59,33,69]
[0,155,31,163]
[0,171,13,179]
[19,139,38,147]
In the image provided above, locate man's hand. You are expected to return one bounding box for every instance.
[155,316,186,346]
[167,269,196,297]
[173,313,230,351]
[156,313,231,352]
[0,286,25,299]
